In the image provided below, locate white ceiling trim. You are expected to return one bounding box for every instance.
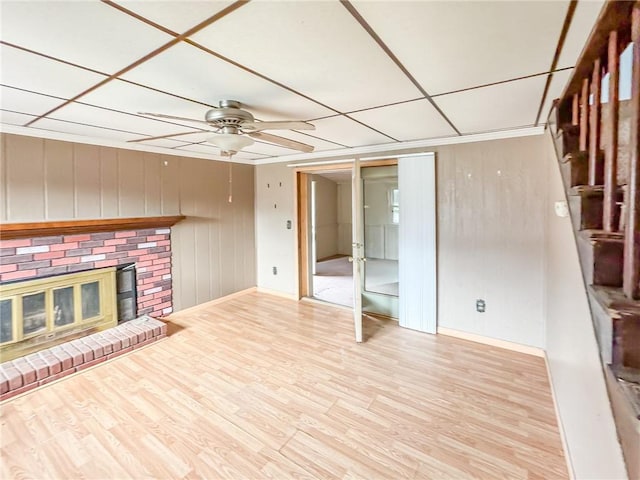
[257,126,545,165]
[0,123,255,165]
[1,123,544,167]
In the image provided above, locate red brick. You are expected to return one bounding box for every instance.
[95,259,119,268]
[137,254,159,263]
[137,294,155,303]
[50,242,79,251]
[0,264,18,274]
[133,337,161,349]
[38,352,62,375]
[0,381,38,401]
[0,239,32,248]
[25,354,49,380]
[99,331,122,352]
[75,356,106,372]
[92,246,116,255]
[68,340,94,362]
[80,338,104,359]
[152,257,170,265]
[123,324,147,342]
[145,235,165,242]
[34,250,65,260]
[1,366,23,390]
[1,269,37,281]
[11,358,37,385]
[107,346,133,360]
[91,335,113,355]
[135,260,153,269]
[143,298,162,308]
[156,268,170,276]
[104,238,127,246]
[52,256,81,266]
[129,249,148,257]
[154,289,171,299]
[60,343,85,367]
[0,370,9,394]
[156,301,172,311]
[115,231,136,238]
[111,329,131,348]
[156,240,171,247]
[48,347,74,371]
[38,369,74,386]
[64,234,91,242]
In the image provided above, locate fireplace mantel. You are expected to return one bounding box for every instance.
[0,215,186,240]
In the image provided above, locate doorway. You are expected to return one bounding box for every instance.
[296,160,399,318]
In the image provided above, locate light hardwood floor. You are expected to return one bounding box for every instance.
[0,292,567,479]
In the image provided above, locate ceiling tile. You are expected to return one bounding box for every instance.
[435,76,547,134]
[113,1,235,34]
[557,1,605,69]
[0,86,65,117]
[190,1,423,112]
[1,109,37,125]
[0,44,107,99]
[32,118,143,142]
[539,69,573,125]
[0,1,172,73]
[121,42,333,121]
[349,99,457,141]
[45,102,198,137]
[245,141,305,158]
[352,1,569,95]
[311,116,396,148]
[81,79,214,122]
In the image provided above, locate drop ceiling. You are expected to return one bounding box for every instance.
[0,0,604,164]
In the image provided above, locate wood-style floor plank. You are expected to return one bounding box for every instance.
[0,292,567,479]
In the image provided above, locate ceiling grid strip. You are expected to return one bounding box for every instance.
[23,0,251,127]
[534,0,579,125]
[340,0,462,136]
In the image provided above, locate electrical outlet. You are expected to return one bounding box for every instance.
[286,220,292,230]
[476,299,486,313]
[272,266,278,275]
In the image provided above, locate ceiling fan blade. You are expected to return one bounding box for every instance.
[128,130,207,143]
[242,121,315,131]
[249,132,314,153]
[138,112,210,125]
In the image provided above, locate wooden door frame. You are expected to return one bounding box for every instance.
[294,158,398,300]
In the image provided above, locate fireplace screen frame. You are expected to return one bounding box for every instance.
[0,267,117,361]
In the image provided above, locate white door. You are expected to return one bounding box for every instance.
[351,158,364,342]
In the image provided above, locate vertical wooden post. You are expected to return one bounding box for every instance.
[572,94,579,125]
[589,58,602,185]
[603,30,619,232]
[624,4,640,299]
[579,78,590,151]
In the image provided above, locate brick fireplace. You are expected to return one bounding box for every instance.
[1,228,174,318]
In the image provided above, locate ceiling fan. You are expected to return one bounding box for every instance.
[133,100,316,154]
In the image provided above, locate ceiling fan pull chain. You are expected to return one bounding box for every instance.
[228,159,233,204]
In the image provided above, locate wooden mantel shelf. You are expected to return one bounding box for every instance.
[0,215,186,240]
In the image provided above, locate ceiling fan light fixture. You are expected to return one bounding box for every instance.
[207,133,254,153]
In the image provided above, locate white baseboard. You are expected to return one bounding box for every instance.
[171,287,257,315]
[255,287,299,301]
[544,353,576,480]
[437,326,545,357]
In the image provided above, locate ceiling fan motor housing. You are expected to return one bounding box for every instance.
[205,100,254,131]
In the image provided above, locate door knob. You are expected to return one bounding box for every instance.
[348,257,354,262]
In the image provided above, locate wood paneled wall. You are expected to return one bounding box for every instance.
[0,133,255,311]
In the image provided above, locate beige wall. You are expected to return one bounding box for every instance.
[255,135,548,347]
[311,174,338,260]
[0,133,255,311]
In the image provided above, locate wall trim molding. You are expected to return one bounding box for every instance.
[437,326,545,357]
[0,125,256,165]
[257,125,545,165]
